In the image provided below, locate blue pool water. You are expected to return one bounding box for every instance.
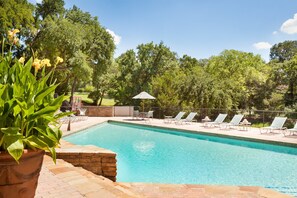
[64,122,297,195]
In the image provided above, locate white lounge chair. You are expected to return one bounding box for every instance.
[221,114,244,129]
[164,112,186,123]
[177,112,197,124]
[77,107,88,121]
[260,117,287,134]
[205,113,228,127]
[143,110,154,123]
[146,110,154,119]
[286,122,297,136]
[133,110,140,119]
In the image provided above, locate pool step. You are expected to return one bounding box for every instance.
[36,156,144,198]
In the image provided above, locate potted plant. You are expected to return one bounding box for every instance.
[0,29,67,197]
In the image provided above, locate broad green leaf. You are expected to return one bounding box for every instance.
[27,106,57,121]
[24,135,49,150]
[1,127,20,135]
[3,135,24,162]
[35,84,58,104]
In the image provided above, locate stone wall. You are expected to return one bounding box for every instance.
[54,142,117,181]
[85,106,114,117]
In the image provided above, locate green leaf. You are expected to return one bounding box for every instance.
[48,147,57,163]
[24,135,49,150]
[1,127,20,135]
[3,135,24,162]
[35,84,58,104]
[13,104,22,117]
[28,106,57,121]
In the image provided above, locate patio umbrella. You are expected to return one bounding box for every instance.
[132,91,155,112]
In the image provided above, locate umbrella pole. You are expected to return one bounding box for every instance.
[142,100,144,112]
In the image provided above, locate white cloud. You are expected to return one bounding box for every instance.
[280,13,297,34]
[106,29,121,45]
[253,42,272,50]
[272,31,278,35]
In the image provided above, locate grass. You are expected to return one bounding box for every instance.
[74,92,115,106]
[251,123,270,128]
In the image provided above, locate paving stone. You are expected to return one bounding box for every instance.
[35,117,295,198]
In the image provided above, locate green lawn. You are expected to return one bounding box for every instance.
[73,92,115,106]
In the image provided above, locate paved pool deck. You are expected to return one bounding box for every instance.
[35,117,297,198]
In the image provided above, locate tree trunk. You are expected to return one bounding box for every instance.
[98,90,105,106]
[70,77,77,109]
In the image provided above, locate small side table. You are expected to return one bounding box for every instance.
[239,122,251,131]
[202,118,211,126]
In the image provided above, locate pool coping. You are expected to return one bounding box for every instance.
[107,120,297,148]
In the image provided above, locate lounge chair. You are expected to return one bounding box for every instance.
[260,117,287,134]
[143,110,154,123]
[77,107,88,121]
[221,114,244,129]
[205,113,227,127]
[133,110,139,119]
[146,110,154,119]
[164,112,186,123]
[177,112,197,124]
[286,122,297,136]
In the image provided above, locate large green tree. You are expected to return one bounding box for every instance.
[270,40,297,62]
[32,5,115,105]
[36,0,65,20]
[112,42,178,106]
[269,40,297,106]
[206,50,268,109]
[283,54,297,106]
[0,0,35,57]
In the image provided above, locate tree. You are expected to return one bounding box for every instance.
[270,40,297,62]
[152,68,183,115]
[269,41,297,106]
[179,55,202,71]
[32,5,115,106]
[206,50,268,109]
[0,0,35,57]
[111,42,178,105]
[36,0,65,20]
[89,61,117,105]
[111,50,140,105]
[283,54,297,106]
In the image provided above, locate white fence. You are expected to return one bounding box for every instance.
[113,106,134,117]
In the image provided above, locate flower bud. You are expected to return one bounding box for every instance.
[18,57,25,64]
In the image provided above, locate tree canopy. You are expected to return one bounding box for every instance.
[1,0,297,112]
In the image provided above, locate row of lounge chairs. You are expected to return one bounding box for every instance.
[164,112,297,136]
[164,112,197,124]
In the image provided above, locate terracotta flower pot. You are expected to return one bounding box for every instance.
[0,149,45,198]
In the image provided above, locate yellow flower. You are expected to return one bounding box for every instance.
[56,57,63,64]
[32,59,41,71]
[12,29,20,34]
[41,59,51,67]
[8,30,13,37]
[13,37,19,45]
[7,29,20,43]
[18,57,25,64]
[7,30,14,41]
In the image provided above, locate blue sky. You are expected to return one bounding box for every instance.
[34,0,297,61]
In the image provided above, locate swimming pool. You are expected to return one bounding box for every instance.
[64,121,297,196]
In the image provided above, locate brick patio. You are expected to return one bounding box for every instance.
[35,117,296,198]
